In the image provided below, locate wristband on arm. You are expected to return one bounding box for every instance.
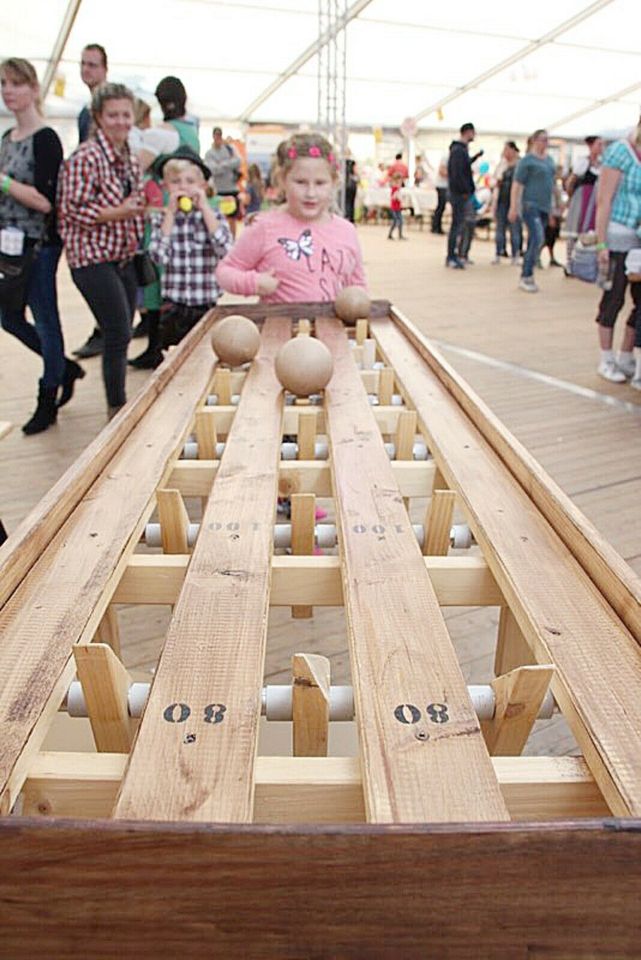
[1,174,12,195]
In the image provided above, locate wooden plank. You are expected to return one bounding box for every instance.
[290,494,315,619]
[372,317,641,816]
[297,409,317,461]
[194,409,217,460]
[21,752,610,822]
[94,606,121,657]
[73,644,133,753]
[114,317,289,823]
[377,367,394,405]
[494,606,535,675]
[156,489,191,554]
[1,817,640,958]
[0,421,12,442]
[292,654,330,756]
[483,665,555,757]
[0,337,216,816]
[316,317,508,823]
[423,489,456,556]
[394,409,416,460]
[389,305,641,649]
[114,554,504,608]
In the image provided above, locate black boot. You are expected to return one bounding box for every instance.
[57,358,86,407]
[22,381,58,435]
[128,311,163,370]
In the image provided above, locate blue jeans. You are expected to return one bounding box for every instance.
[521,203,547,278]
[388,209,403,237]
[0,244,65,389]
[495,204,522,258]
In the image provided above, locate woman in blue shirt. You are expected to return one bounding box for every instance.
[508,129,555,293]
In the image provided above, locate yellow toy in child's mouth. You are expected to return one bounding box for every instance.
[178,195,193,213]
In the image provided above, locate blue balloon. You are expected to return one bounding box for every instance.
[479,161,490,174]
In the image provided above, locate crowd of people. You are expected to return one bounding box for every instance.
[1,46,640,439]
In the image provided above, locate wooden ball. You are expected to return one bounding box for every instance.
[334,286,371,322]
[275,337,334,397]
[211,315,260,366]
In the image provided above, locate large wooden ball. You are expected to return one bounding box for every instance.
[211,315,261,366]
[275,337,334,397]
[334,286,371,322]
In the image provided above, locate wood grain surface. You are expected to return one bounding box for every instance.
[317,317,508,823]
[114,317,290,822]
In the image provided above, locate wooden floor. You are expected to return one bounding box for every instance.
[2,223,640,761]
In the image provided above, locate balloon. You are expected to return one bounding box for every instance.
[479,161,490,174]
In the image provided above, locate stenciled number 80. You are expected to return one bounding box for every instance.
[394,703,450,725]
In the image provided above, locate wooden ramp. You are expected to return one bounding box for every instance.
[1,301,640,957]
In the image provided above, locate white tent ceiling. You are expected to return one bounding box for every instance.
[2,0,640,138]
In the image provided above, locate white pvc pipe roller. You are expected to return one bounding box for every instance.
[65,682,556,723]
[144,521,472,551]
[182,438,430,462]
[206,394,240,406]
[367,394,403,407]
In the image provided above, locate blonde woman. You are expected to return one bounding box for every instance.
[0,57,83,434]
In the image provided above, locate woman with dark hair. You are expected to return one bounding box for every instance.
[153,76,200,154]
[58,82,144,417]
[0,57,83,435]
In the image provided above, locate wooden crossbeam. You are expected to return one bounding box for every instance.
[94,606,121,657]
[372,315,641,817]
[114,317,289,823]
[203,404,409,437]
[317,317,508,823]
[169,459,436,499]
[0,335,216,816]
[21,752,610,822]
[113,554,504,608]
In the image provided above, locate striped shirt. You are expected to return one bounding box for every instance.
[149,208,233,306]
[603,139,641,231]
[57,129,144,269]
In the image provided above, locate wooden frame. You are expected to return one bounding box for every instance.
[1,300,640,956]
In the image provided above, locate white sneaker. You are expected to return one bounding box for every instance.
[630,378,641,391]
[491,256,500,265]
[518,277,538,293]
[597,359,626,383]
[616,355,636,378]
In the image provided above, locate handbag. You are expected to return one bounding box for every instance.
[568,241,598,284]
[0,246,35,311]
[132,251,158,287]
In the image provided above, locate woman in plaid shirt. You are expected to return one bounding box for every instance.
[58,82,144,417]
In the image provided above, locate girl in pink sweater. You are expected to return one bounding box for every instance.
[216,133,367,303]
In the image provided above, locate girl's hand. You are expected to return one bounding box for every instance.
[256,269,279,295]
[597,247,609,266]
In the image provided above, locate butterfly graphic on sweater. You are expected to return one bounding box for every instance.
[278,230,314,271]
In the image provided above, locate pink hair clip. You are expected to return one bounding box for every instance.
[287,146,298,159]
[308,145,322,158]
